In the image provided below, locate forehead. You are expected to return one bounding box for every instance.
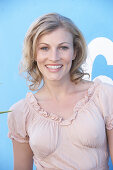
[37,28,73,44]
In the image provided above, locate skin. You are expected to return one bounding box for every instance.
[107,130,113,163]
[12,140,33,170]
[12,28,113,169]
[36,28,75,83]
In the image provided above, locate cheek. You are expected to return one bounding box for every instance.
[63,51,74,63]
[35,55,44,71]
[36,53,45,63]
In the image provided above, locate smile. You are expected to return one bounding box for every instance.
[46,65,62,69]
[45,64,63,73]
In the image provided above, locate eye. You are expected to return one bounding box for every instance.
[59,46,69,50]
[40,47,48,51]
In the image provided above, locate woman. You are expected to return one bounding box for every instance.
[8,13,113,170]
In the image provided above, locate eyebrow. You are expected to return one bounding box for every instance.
[38,42,72,45]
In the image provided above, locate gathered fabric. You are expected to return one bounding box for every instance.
[8,79,113,170]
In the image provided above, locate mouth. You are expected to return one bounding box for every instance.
[45,64,63,72]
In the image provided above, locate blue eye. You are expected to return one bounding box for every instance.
[40,47,48,51]
[60,46,69,50]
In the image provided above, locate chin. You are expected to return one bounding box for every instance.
[48,78,62,81]
[46,76,62,81]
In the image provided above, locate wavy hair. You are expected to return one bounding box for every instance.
[19,13,89,91]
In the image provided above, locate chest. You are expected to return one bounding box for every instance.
[28,105,107,159]
[36,91,87,120]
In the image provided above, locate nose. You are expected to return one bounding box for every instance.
[49,48,60,61]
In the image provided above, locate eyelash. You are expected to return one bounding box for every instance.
[40,47,48,51]
[59,46,69,50]
[39,46,69,51]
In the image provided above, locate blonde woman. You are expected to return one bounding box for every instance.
[8,13,113,170]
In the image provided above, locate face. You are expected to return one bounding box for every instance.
[36,28,75,82]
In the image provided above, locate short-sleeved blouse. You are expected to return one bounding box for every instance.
[8,79,113,170]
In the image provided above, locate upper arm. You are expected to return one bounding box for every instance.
[98,82,113,164]
[107,129,113,164]
[12,139,33,170]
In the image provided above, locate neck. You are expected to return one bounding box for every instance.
[42,76,76,101]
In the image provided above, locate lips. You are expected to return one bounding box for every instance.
[45,64,63,72]
[46,65,62,69]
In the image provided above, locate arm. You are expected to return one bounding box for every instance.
[12,139,33,170]
[107,129,113,164]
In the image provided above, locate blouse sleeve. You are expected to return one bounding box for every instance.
[8,99,30,143]
[99,82,113,130]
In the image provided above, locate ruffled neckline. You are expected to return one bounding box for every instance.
[26,79,101,126]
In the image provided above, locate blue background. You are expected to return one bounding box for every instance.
[0,0,113,169]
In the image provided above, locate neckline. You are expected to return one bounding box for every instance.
[26,79,101,125]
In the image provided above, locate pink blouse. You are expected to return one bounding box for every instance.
[8,79,113,170]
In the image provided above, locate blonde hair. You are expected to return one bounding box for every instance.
[19,13,88,91]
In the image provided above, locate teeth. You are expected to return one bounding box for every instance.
[46,65,62,69]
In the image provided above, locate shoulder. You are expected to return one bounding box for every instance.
[101,81,113,92]
[92,78,113,112]
[10,98,26,111]
[98,80,113,107]
[9,98,29,114]
[81,79,94,89]
[83,77,113,94]
[8,96,30,143]
[93,78,113,130]
[81,78,113,102]
[94,78,113,96]
[8,95,30,123]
